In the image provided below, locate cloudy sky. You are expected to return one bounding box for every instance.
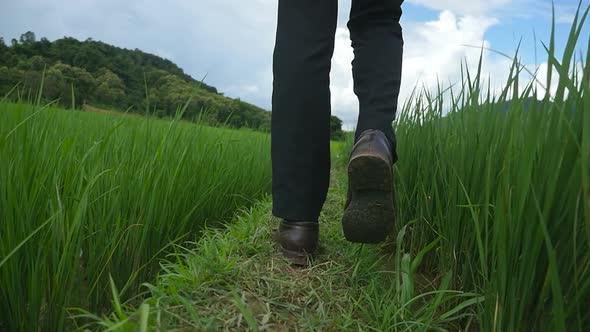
[1,0,587,128]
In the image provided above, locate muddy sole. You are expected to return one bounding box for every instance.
[342,154,394,243]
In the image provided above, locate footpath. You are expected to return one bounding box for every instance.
[86,168,478,331]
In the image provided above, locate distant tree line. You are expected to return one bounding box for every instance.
[0,31,344,138]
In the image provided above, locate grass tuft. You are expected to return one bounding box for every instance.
[0,105,271,331]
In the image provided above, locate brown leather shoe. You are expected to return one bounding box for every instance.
[275,220,318,265]
[342,129,394,243]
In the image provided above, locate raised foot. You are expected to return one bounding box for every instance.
[342,154,394,244]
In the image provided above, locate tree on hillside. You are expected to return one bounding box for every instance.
[149,73,193,114]
[73,43,106,72]
[19,31,36,45]
[13,32,39,59]
[0,66,24,94]
[17,55,48,71]
[0,31,273,131]
[330,115,344,140]
[23,70,42,96]
[42,66,66,101]
[0,39,17,67]
[94,69,125,106]
[52,63,96,107]
[0,38,11,67]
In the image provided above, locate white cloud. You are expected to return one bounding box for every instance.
[330,10,512,128]
[330,28,358,129]
[408,0,511,16]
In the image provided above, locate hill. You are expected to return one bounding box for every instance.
[0,31,274,130]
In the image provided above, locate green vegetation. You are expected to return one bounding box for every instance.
[0,102,271,331]
[0,32,274,130]
[0,32,347,139]
[82,5,589,331]
[330,115,345,141]
[393,8,590,328]
[79,168,484,331]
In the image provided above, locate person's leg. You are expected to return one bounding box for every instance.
[342,0,403,243]
[271,0,338,222]
[349,0,403,161]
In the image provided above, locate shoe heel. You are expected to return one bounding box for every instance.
[348,155,392,191]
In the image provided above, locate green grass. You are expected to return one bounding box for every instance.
[392,6,590,329]
[79,167,483,331]
[0,103,271,331]
[83,4,589,331]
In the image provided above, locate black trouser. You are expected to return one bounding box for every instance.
[271,0,403,221]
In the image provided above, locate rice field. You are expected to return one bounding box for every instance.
[0,103,271,331]
[391,8,590,329]
[83,6,589,331]
[394,61,590,330]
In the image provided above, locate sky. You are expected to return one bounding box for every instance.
[1,0,588,128]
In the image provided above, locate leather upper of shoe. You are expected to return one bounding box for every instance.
[277,220,319,253]
[350,129,393,165]
[345,129,393,209]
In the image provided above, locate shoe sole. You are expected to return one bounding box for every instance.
[342,154,394,243]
